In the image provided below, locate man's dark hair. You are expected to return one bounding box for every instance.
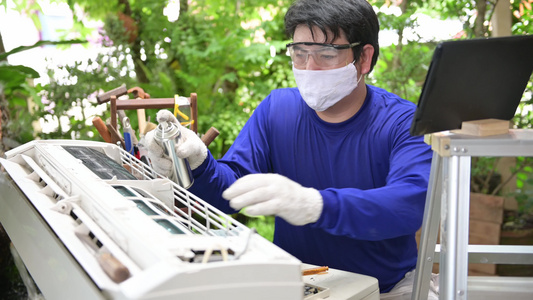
[284,0,380,73]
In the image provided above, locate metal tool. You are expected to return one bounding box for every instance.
[153,121,193,188]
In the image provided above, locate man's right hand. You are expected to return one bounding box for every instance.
[143,110,208,177]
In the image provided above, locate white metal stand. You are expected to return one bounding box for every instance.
[412,129,533,300]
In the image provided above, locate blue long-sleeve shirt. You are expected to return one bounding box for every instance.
[189,85,433,292]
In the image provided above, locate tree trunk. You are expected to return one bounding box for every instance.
[392,0,409,70]
[474,0,487,37]
[117,0,149,83]
[390,0,409,94]
[492,0,512,37]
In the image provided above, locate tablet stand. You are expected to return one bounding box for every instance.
[412,123,533,300]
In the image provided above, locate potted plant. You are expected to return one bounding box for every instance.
[497,157,533,277]
[467,154,533,276]
[500,83,533,268]
[468,80,533,276]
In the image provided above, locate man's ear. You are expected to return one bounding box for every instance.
[358,44,374,75]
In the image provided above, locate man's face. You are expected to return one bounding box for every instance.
[291,25,355,70]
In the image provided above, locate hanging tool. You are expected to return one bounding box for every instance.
[201,127,220,147]
[96,84,128,104]
[128,87,151,137]
[92,117,112,143]
[98,86,219,146]
[106,121,125,149]
[122,117,138,155]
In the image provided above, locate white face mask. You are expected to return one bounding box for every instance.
[293,63,361,111]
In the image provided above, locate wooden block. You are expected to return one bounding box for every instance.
[452,119,509,136]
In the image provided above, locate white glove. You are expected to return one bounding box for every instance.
[222,173,323,226]
[144,110,207,176]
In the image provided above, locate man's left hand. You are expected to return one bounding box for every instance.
[222,174,323,226]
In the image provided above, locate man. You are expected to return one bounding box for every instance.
[146,0,437,298]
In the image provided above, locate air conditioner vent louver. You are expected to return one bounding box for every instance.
[0,140,303,300]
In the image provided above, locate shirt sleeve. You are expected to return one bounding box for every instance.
[188,95,274,213]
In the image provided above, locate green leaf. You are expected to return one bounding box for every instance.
[0,65,40,77]
[0,65,39,89]
[517,172,528,181]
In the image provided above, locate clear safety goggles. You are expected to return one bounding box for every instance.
[286,42,360,69]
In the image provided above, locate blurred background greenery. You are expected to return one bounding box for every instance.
[2,0,529,159]
[0,0,532,298]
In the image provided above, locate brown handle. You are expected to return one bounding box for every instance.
[110,95,118,132]
[97,252,130,283]
[92,117,112,143]
[190,93,198,133]
[126,87,150,136]
[127,86,150,99]
[116,98,175,110]
[106,122,125,149]
[97,84,128,104]
[201,127,220,147]
[302,266,329,276]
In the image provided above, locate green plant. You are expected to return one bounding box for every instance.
[471,77,533,230]
[0,40,84,152]
[508,157,533,227]
[241,215,276,242]
[506,77,533,223]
